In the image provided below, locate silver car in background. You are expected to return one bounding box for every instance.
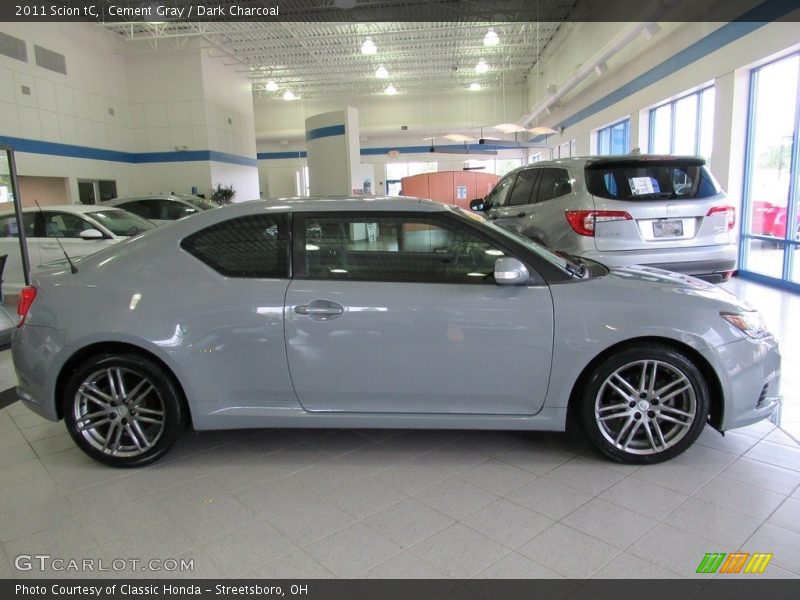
[11,198,779,468]
[471,156,738,282]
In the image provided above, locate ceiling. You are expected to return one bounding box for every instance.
[102,1,575,99]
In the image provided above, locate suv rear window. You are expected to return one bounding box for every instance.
[585,159,720,200]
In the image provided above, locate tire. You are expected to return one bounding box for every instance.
[63,353,185,467]
[578,344,709,464]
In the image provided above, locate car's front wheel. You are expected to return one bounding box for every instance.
[63,353,185,467]
[579,344,709,464]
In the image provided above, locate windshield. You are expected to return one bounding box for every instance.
[453,207,579,275]
[585,160,721,200]
[88,210,154,237]
[181,196,220,211]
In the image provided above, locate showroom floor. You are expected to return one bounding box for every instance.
[0,278,799,580]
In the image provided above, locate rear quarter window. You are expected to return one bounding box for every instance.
[585,161,720,200]
[181,214,289,278]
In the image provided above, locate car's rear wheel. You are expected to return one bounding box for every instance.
[63,353,185,467]
[579,344,709,464]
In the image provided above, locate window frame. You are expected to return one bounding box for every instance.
[647,85,714,156]
[291,210,548,285]
[596,119,631,156]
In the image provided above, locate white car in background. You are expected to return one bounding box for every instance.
[0,205,154,294]
[102,194,220,226]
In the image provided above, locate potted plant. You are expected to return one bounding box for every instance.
[212,183,236,204]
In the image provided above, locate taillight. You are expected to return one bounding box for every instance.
[17,286,37,327]
[565,210,632,236]
[707,205,736,231]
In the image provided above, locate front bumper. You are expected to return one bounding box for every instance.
[703,334,781,432]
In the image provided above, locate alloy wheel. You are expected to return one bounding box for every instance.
[594,359,697,455]
[72,367,166,457]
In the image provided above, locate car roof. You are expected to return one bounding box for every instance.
[509,154,706,173]
[103,195,189,204]
[228,196,453,214]
[0,204,130,216]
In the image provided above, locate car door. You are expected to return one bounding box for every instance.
[285,211,554,416]
[37,211,113,266]
[521,167,575,247]
[490,168,540,233]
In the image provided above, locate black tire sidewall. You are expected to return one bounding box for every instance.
[579,345,709,465]
[63,353,184,467]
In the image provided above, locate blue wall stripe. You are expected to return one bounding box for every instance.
[305,124,346,142]
[258,143,523,160]
[529,0,794,139]
[257,151,308,159]
[0,135,257,167]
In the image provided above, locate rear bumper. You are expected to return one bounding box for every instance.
[11,324,63,422]
[579,244,737,280]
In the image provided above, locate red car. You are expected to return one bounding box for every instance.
[751,200,800,239]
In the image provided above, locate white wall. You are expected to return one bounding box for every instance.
[0,23,259,203]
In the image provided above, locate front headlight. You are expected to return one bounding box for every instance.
[720,310,770,339]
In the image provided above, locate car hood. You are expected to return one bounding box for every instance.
[604,265,755,312]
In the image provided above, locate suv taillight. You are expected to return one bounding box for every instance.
[707,205,736,230]
[17,286,37,327]
[565,210,632,236]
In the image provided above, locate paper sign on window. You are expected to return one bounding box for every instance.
[628,177,660,196]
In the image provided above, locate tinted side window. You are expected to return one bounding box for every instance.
[42,212,95,238]
[152,199,197,220]
[535,168,572,203]
[486,174,516,208]
[304,216,505,284]
[0,214,33,237]
[119,201,153,220]
[181,214,289,278]
[508,169,539,206]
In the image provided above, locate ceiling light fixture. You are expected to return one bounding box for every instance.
[483,28,500,47]
[384,84,397,95]
[282,90,297,101]
[528,126,558,136]
[361,36,377,55]
[375,65,389,79]
[475,58,489,73]
[443,133,475,142]
[493,123,527,133]
[265,80,279,91]
[469,82,481,91]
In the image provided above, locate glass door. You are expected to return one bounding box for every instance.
[740,53,800,290]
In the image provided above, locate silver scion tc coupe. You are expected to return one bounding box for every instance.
[11,198,781,467]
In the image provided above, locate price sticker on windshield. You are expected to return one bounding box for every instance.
[629,177,660,196]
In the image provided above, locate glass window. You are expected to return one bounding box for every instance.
[0,213,35,238]
[508,169,538,206]
[495,158,523,176]
[596,120,630,156]
[303,216,505,284]
[740,53,800,286]
[42,212,98,238]
[181,214,289,278]
[151,199,197,220]
[535,168,572,203]
[86,210,154,237]
[485,174,517,208]
[648,86,714,159]
[408,162,437,176]
[585,160,719,200]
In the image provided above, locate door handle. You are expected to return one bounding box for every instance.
[40,244,60,250]
[516,212,526,218]
[295,300,344,320]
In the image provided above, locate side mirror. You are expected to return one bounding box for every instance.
[494,257,529,285]
[79,228,105,240]
[469,198,486,212]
